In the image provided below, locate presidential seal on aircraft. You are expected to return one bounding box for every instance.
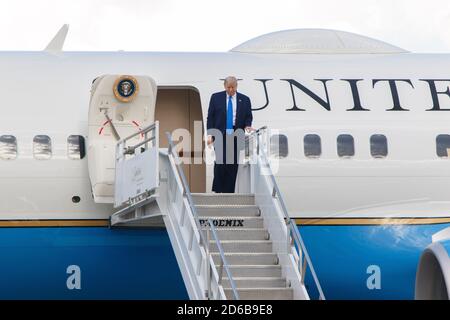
[113,75,139,102]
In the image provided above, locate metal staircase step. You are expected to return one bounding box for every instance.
[209,240,273,253]
[225,265,282,277]
[191,193,255,206]
[157,130,318,300]
[222,277,288,289]
[196,205,260,217]
[198,216,264,229]
[202,228,269,241]
[224,288,294,300]
[211,253,279,265]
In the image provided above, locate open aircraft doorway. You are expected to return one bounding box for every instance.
[155,88,206,193]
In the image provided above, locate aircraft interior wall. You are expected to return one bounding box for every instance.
[155,88,206,193]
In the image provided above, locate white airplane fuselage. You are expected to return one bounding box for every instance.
[0,50,450,299]
[2,52,450,218]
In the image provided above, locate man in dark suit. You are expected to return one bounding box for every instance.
[207,76,253,193]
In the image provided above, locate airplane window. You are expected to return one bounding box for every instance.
[68,135,86,160]
[337,134,355,158]
[436,134,450,157]
[270,134,288,158]
[304,134,321,158]
[370,134,388,158]
[33,135,52,160]
[0,135,17,160]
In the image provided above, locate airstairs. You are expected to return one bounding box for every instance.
[109,122,325,300]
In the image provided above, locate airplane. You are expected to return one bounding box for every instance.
[0,24,448,300]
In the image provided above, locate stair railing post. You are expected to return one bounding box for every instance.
[208,218,239,300]
[287,220,292,253]
[206,226,211,300]
[219,260,224,285]
[301,255,308,284]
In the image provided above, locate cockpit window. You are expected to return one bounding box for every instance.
[0,135,17,160]
[304,134,321,158]
[337,134,355,158]
[270,134,288,158]
[68,135,86,160]
[436,134,450,158]
[33,135,52,160]
[370,134,388,158]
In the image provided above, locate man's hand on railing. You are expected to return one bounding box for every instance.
[207,135,213,147]
[245,126,255,133]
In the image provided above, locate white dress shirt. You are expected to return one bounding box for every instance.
[226,93,237,126]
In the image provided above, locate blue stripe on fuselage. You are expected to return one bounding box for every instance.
[0,227,188,299]
[2,223,447,300]
[442,240,450,257]
[299,223,450,300]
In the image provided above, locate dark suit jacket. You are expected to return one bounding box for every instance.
[207,91,253,135]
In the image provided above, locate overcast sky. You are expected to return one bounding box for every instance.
[1,0,450,53]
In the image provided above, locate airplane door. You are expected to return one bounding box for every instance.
[87,75,157,203]
[155,89,206,193]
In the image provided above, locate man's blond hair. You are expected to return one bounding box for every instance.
[224,76,238,86]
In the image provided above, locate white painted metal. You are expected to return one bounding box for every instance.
[110,197,161,227]
[193,174,321,300]
[110,122,162,227]
[230,29,408,54]
[87,74,157,203]
[0,27,449,300]
[432,227,450,243]
[109,121,317,299]
[157,142,239,300]
[44,24,69,53]
[2,37,450,220]
[193,192,297,300]
[114,122,159,208]
[158,149,212,299]
[415,242,450,300]
[415,226,450,300]
[236,127,324,300]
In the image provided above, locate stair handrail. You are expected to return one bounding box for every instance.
[207,218,239,300]
[114,122,159,209]
[166,132,239,300]
[116,122,158,156]
[246,127,326,300]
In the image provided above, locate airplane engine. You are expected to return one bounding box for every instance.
[415,230,450,300]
